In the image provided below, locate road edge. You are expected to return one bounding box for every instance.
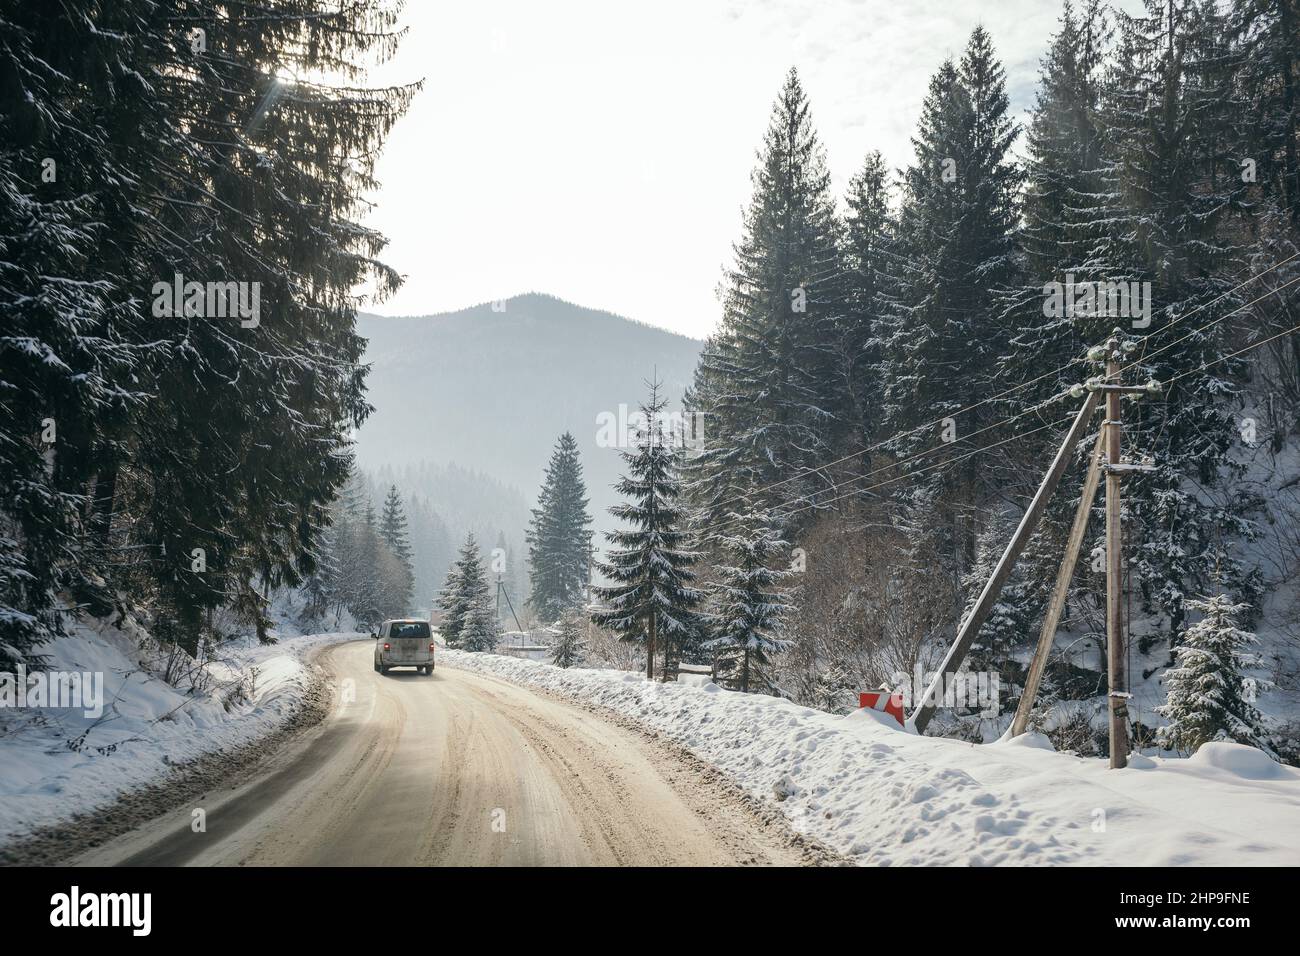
[0,640,348,867]
[446,663,854,867]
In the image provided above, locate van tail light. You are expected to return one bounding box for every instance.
[429,643,435,651]
[383,642,390,651]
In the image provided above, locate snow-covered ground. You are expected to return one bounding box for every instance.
[0,616,358,848]
[440,649,1300,866]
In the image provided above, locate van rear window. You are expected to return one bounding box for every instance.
[391,622,431,639]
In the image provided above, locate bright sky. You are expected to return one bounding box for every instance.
[362,0,1108,339]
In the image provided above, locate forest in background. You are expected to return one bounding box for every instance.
[671,0,1300,758]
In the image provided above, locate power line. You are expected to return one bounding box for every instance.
[698,257,1300,539]
[774,412,1079,522]
[697,252,1300,518]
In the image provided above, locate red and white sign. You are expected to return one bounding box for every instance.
[859,689,906,726]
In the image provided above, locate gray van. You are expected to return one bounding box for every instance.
[373,619,435,675]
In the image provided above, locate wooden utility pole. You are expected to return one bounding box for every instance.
[1104,337,1129,769]
[585,541,594,649]
[1010,433,1105,737]
[911,391,1101,734]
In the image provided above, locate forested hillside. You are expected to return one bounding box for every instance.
[675,1,1300,760]
[354,294,701,534]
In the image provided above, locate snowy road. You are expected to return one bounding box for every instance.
[72,641,816,866]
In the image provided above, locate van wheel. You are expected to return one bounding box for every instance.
[380,664,389,675]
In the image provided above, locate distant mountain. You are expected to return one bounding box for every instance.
[354,293,703,543]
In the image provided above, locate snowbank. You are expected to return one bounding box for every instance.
[0,619,358,847]
[440,650,1300,866]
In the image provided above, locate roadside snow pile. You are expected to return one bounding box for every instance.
[0,620,358,848]
[441,650,1300,866]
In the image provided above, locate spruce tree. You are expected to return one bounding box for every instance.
[1004,0,1110,412]
[875,28,1023,617]
[526,432,593,622]
[1091,0,1256,639]
[684,68,847,535]
[1156,594,1267,753]
[592,380,702,679]
[349,500,383,628]
[880,29,1022,477]
[459,589,501,652]
[548,610,588,668]
[707,516,794,693]
[378,485,415,617]
[1230,0,1300,226]
[438,533,491,649]
[301,517,342,627]
[840,149,896,451]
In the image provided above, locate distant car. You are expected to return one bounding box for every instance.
[372,619,435,675]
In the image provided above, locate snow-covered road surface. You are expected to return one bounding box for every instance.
[71,641,822,866]
[439,650,1300,866]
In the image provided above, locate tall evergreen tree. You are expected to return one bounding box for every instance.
[378,484,414,617]
[1006,0,1110,406]
[301,516,342,626]
[1089,0,1257,639]
[684,68,847,535]
[592,380,701,679]
[438,533,490,650]
[349,500,383,628]
[459,589,501,652]
[1231,0,1300,226]
[707,516,794,693]
[840,149,896,451]
[526,432,593,622]
[876,28,1023,603]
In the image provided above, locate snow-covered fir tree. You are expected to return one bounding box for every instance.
[1156,593,1268,753]
[348,500,384,628]
[592,380,702,679]
[378,485,415,617]
[871,27,1024,641]
[438,533,491,649]
[301,516,343,627]
[526,432,593,622]
[459,595,500,653]
[878,27,1022,495]
[840,148,897,451]
[548,610,588,669]
[1230,0,1300,226]
[1089,0,1258,641]
[707,516,794,693]
[683,68,847,537]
